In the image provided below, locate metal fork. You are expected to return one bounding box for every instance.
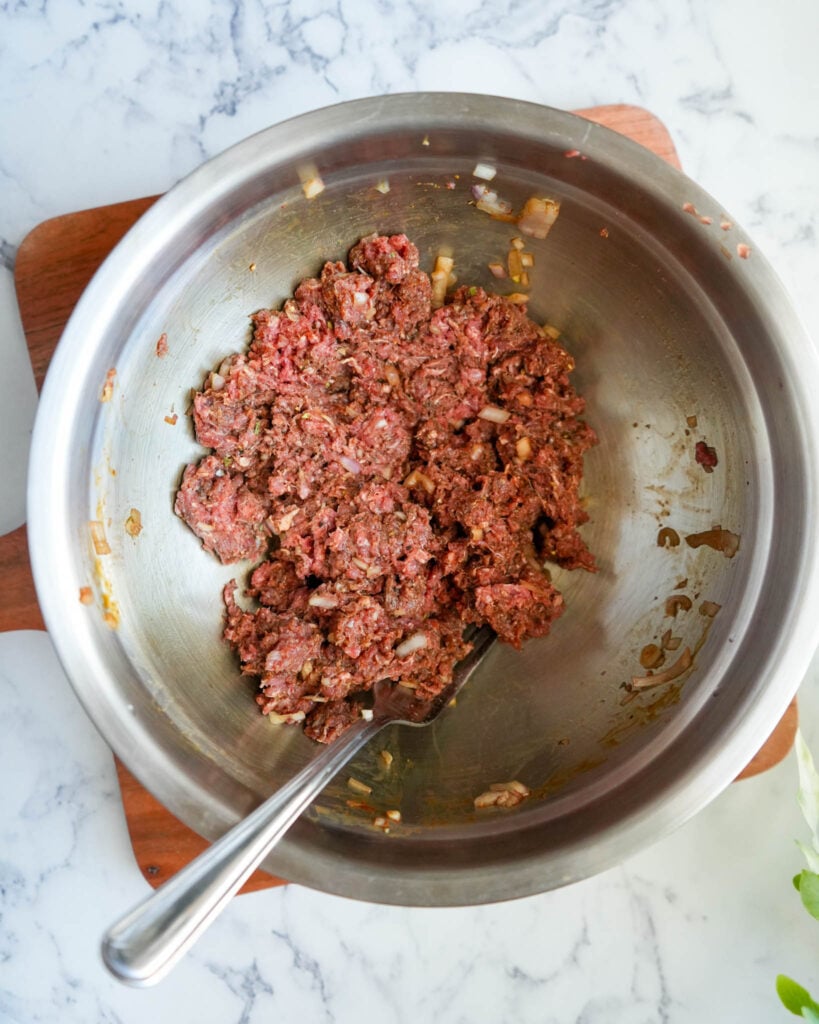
[102,625,495,986]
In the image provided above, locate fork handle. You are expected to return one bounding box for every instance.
[102,716,381,986]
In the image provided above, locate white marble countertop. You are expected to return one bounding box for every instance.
[3,1,819,1020]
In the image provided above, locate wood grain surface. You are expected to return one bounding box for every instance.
[5,104,795,895]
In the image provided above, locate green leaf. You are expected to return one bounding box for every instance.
[799,871,819,921]
[796,731,819,856]
[777,974,819,1016]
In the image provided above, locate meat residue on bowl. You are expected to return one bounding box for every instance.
[695,439,718,473]
[174,234,596,742]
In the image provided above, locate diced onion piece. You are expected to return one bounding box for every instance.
[164,413,178,426]
[542,323,561,339]
[510,236,525,251]
[100,368,116,403]
[267,710,307,724]
[431,254,454,309]
[517,196,561,239]
[384,363,401,388]
[79,586,93,605]
[403,468,435,493]
[302,177,325,199]
[374,179,390,194]
[124,508,142,538]
[415,471,435,494]
[475,779,530,809]
[478,405,511,424]
[487,262,507,278]
[396,632,428,657]
[210,372,225,391]
[505,293,529,304]
[361,708,374,721]
[299,164,325,199]
[353,291,369,307]
[386,809,402,822]
[507,249,523,280]
[736,243,751,259]
[489,780,530,797]
[472,184,514,218]
[379,749,394,768]
[472,161,497,181]
[347,777,372,794]
[339,454,363,475]
[352,557,370,572]
[699,600,721,618]
[275,507,299,533]
[520,252,534,268]
[474,790,502,808]
[308,593,339,609]
[630,647,693,691]
[89,520,111,556]
[516,437,532,461]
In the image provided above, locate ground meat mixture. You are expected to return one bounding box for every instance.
[175,234,596,743]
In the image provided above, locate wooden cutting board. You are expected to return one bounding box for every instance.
[3,104,796,894]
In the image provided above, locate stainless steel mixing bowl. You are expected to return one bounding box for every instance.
[28,93,819,905]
